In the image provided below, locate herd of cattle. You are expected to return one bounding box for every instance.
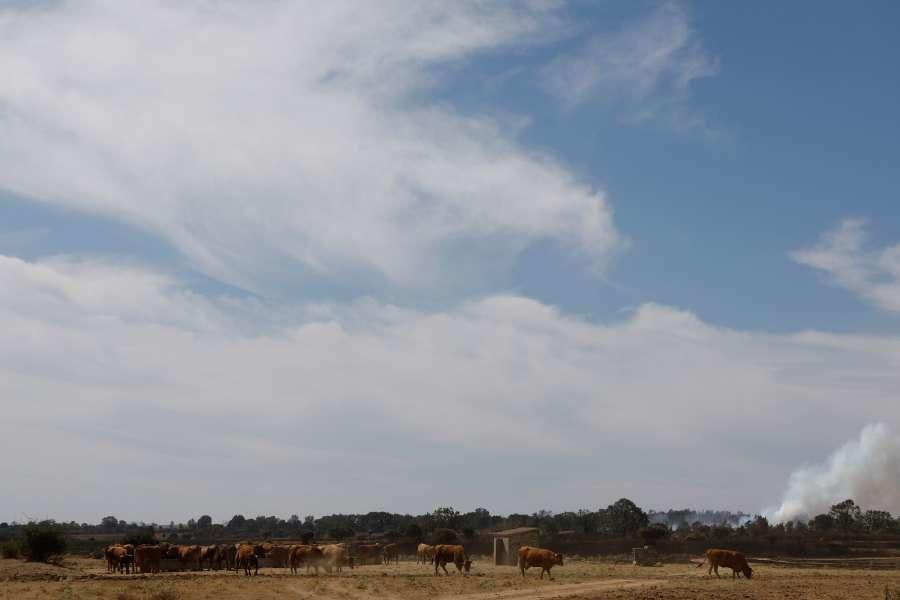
[103,542,748,581]
[102,541,566,579]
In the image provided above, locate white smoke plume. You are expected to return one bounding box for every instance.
[767,423,900,523]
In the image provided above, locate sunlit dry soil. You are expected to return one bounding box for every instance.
[0,556,897,599]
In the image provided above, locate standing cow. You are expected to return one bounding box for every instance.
[382,543,400,565]
[518,546,563,580]
[135,545,161,574]
[320,544,351,573]
[417,543,435,565]
[235,544,259,576]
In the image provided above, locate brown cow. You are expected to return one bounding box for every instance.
[105,545,128,573]
[433,544,471,575]
[320,544,350,574]
[177,544,203,571]
[382,543,400,565]
[199,545,221,570]
[518,546,563,580]
[417,543,435,565]
[289,545,324,574]
[355,543,382,566]
[224,544,238,571]
[697,548,753,579]
[266,544,290,568]
[135,545,161,574]
[235,544,258,576]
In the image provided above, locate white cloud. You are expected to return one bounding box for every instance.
[542,2,718,131]
[0,0,621,293]
[2,255,899,521]
[791,218,900,313]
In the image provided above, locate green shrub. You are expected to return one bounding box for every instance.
[20,520,67,563]
[1,540,20,558]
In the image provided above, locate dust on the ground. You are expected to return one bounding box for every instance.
[0,556,897,600]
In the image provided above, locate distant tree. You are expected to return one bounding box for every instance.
[432,507,461,530]
[300,531,315,544]
[385,530,400,542]
[462,527,476,540]
[638,523,669,546]
[829,500,861,534]
[288,515,301,528]
[605,499,649,537]
[100,516,119,531]
[227,515,246,529]
[576,509,598,535]
[462,508,492,530]
[811,513,834,532]
[748,515,770,537]
[197,515,212,529]
[187,518,197,530]
[861,510,894,533]
[431,528,459,545]
[20,521,66,563]
[712,524,732,540]
[122,527,156,547]
[405,523,423,540]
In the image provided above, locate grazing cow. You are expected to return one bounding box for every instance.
[320,544,350,574]
[518,546,563,580]
[105,545,128,573]
[697,549,753,579]
[266,544,290,568]
[355,543,381,566]
[433,544,471,575]
[417,543,435,565]
[289,545,324,574]
[235,544,258,576]
[118,553,135,574]
[135,545,161,574]
[177,545,203,571]
[382,543,400,565]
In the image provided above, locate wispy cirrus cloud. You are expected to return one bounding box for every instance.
[791,218,900,314]
[541,2,719,133]
[0,1,621,295]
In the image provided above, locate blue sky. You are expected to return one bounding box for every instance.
[1,1,899,523]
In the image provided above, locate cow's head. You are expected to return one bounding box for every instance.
[555,553,564,566]
[463,558,472,572]
[742,565,753,579]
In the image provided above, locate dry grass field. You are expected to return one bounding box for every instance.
[1,556,898,600]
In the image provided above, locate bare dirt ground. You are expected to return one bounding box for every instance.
[0,556,898,599]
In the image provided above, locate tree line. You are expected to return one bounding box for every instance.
[2,497,898,563]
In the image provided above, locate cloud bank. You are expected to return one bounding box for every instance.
[0,0,621,293]
[3,255,900,522]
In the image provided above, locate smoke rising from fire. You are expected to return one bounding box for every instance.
[768,423,900,523]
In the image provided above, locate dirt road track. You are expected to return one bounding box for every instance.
[437,578,664,600]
